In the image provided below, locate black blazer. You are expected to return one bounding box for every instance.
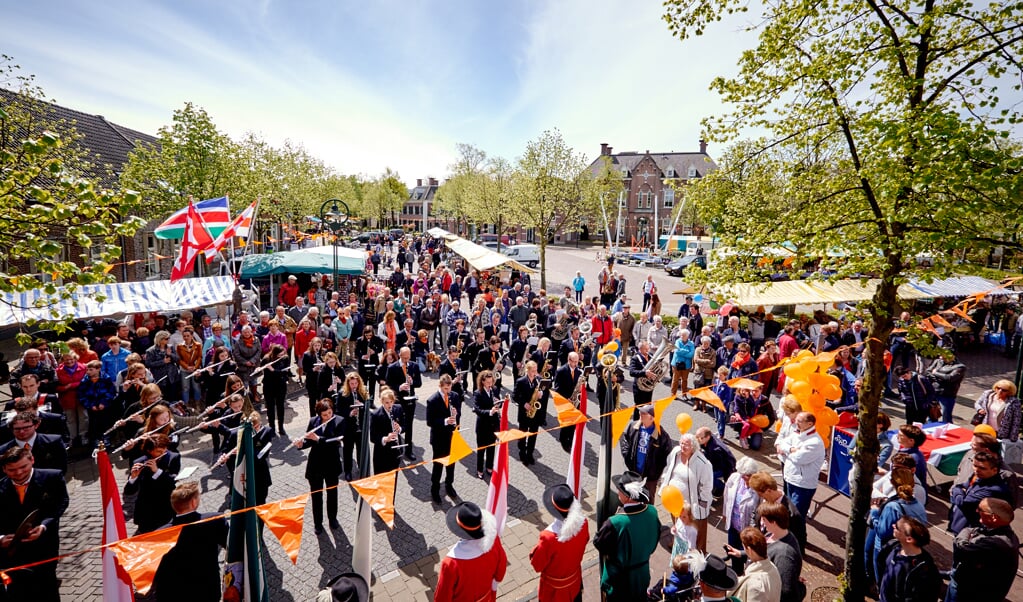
[152,511,228,602]
[0,468,68,568]
[317,364,347,402]
[553,364,582,400]
[513,374,549,422]
[354,335,383,379]
[438,358,466,396]
[300,415,343,480]
[124,451,181,532]
[0,434,67,475]
[394,329,417,352]
[385,360,422,401]
[425,391,462,447]
[222,425,274,489]
[370,405,405,450]
[336,391,368,438]
[472,388,502,439]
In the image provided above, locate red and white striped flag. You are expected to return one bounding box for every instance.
[566,385,588,497]
[170,201,214,281]
[485,395,510,535]
[98,447,135,601]
[205,198,259,263]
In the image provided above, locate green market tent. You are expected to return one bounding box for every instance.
[240,245,367,277]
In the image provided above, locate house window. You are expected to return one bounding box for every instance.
[663,188,675,209]
[621,168,630,179]
[666,166,675,178]
[646,193,653,209]
[146,234,161,278]
[688,165,698,178]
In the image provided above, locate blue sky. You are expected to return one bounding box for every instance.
[3,0,747,185]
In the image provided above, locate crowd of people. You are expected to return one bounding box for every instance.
[0,230,1019,601]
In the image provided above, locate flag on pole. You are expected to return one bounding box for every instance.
[154,196,231,239]
[485,395,510,535]
[98,446,135,602]
[205,199,260,263]
[170,201,215,281]
[223,421,269,602]
[566,385,588,498]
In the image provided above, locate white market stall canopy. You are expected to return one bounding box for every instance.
[427,228,537,273]
[239,245,368,277]
[0,275,236,327]
[709,275,1012,308]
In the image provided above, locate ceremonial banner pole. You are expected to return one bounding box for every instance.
[596,363,616,578]
[353,387,374,583]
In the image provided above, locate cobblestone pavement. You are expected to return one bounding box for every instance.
[0,335,1013,599]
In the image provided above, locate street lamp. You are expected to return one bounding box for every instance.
[319,199,350,294]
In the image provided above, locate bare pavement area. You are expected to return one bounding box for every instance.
[2,245,1022,601]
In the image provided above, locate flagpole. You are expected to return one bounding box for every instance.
[596,364,616,578]
[353,386,374,584]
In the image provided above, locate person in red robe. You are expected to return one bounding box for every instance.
[436,502,508,602]
[530,484,590,602]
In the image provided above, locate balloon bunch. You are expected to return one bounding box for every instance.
[781,349,842,445]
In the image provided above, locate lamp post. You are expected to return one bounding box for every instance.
[319,199,350,294]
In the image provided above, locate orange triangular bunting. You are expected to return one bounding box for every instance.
[557,406,588,428]
[727,378,762,390]
[254,493,309,564]
[497,428,531,444]
[440,429,474,466]
[690,388,725,412]
[653,395,674,431]
[930,313,953,329]
[611,406,633,445]
[351,470,397,529]
[109,524,185,594]
[551,391,575,414]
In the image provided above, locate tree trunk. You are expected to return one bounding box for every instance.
[843,272,897,601]
[538,240,547,291]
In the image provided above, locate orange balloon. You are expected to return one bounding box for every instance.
[808,391,826,411]
[660,484,685,517]
[675,413,693,434]
[751,414,770,429]
[817,407,840,427]
[808,373,828,392]
[796,350,815,360]
[823,374,841,389]
[823,383,843,401]
[789,380,812,399]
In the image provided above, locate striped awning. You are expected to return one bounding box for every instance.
[0,276,236,327]
[908,275,1014,298]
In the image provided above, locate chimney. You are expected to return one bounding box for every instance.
[416,179,423,187]
[600,143,609,156]
[606,145,613,156]
[429,177,438,186]
[699,139,707,154]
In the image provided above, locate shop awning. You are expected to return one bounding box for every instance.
[239,245,367,277]
[0,275,236,327]
[908,275,1014,298]
[710,278,930,308]
[427,228,537,273]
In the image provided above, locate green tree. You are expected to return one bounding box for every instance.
[361,169,407,228]
[120,102,240,218]
[1,56,144,333]
[664,1,1023,598]
[510,129,595,289]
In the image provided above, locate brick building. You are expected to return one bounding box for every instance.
[586,140,717,247]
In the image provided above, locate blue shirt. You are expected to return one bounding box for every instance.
[636,424,655,473]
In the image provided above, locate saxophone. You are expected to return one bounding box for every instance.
[525,381,542,419]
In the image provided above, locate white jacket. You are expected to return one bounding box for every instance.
[659,448,714,520]
[781,427,826,490]
[731,559,782,602]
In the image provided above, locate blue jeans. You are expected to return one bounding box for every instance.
[181,371,200,405]
[716,408,729,438]
[786,483,816,520]
[937,394,957,423]
[945,577,960,602]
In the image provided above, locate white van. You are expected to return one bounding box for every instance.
[501,244,540,268]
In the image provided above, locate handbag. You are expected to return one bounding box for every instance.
[970,411,985,426]
[928,402,942,422]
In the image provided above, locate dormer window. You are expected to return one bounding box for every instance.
[665,166,676,178]
[687,166,698,178]
[621,168,630,178]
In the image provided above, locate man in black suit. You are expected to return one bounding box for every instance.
[293,400,343,534]
[0,398,69,446]
[124,434,181,534]
[554,352,583,452]
[370,391,405,474]
[438,346,468,398]
[0,412,67,475]
[152,482,228,602]
[558,326,582,367]
[354,326,383,397]
[0,446,69,602]
[385,346,422,460]
[425,375,462,503]
[628,340,656,416]
[513,360,549,465]
[394,318,418,352]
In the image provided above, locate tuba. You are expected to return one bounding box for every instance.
[636,339,672,392]
[551,300,578,341]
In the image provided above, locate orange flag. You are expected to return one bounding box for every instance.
[948,305,973,322]
[108,524,185,595]
[497,429,531,444]
[930,313,953,329]
[557,406,588,428]
[690,387,726,412]
[254,493,309,565]
[441,429,474,466]
[551,391,575,413]
[611,406,633,445]
[351,470,397,529]
[727,378,762,390]
[653,395,675,431]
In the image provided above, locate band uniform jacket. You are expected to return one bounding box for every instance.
[385,360,422,403]
[628,352,655,405]
[336,391,368,442]
[354,335,383,381]
[0,411,69,446]
[300,415,343,481]
[370,404,405,473]
[0,433,68,475]
[438,357,466,397]
[152,511,228,602]
[513,374,549,427]
[530,349,553,379]
[474,347,505,387]
[317,363,347,405]
[426,390,462,455]
[0,468,69,571]
[124,451,181,532]
[435,536,508,602]
[472,387,502,443]
[529,519,590,602]
[395,329,418,353]
[553,364,582,402]
[222,425,274,500]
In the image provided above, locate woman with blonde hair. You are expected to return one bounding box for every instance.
[338,372,369,480]
[974,379,1020,442]
[66,337,99,363]
[378,310,399,352]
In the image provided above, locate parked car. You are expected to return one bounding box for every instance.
[500,244,540,268]
[665,254,707,276]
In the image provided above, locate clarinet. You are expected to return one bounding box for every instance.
[386,406,406,449]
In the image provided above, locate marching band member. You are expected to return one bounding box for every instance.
[260,343,291,436]
[193,346,235,409]
[216,411,273,504]
[337,372,369,481]
[472,371,502,480]
[629,340,656,414]
[426,374,461,504]
[438,345,468,398]
[529,484,589,602]
[463,329,487,393]
[119,401,177,460]
[474,336,506,393]
[370,388,405,474]
[355,326,384,399]
[302,337,327,416]
[124,433,180,534]
[513,360,548,466]
[385,347,421,461]
[554,352,583,452]
[293,399,343,534]
[509,326,531,381]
